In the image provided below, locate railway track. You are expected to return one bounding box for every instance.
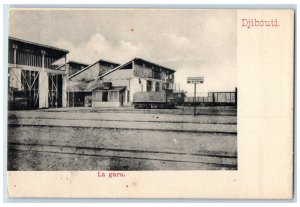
[8,116,237,134]
[8,142,237,170]
[8,110,237,170]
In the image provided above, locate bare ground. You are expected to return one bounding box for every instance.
[8,106,237,170]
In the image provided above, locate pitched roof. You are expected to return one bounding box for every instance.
[134,57,176,72]
[54,60,89,71]
[67,60,89,66]
[68,59,120,79]
[9,36,69,54]
[98,57,176,79]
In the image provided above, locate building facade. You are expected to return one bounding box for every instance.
[92,82,126,107]
[8,37,69,109]
[96,58,176,107]
[67,59,120,107]
[62,61,89,77]
[8,37,176,109]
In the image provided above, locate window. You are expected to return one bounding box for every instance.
[155,82,160,92]
[153,68,161,79]
[102,92,108,102]
[163,83,169,90]
[147,80,152,92]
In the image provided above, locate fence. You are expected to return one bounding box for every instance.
[183,88,237,106]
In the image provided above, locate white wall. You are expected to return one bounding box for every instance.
[92,102,121,107]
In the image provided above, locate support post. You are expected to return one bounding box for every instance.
[235,87,238,106]
[159,81,162,91]
[62,55,68,107]
[39,50,49,108]
[128,78,131,104]
[187,77,204,117]
[56,75,58,108]
[13,44,18,66]
[10,44,22,91]
[194,83,196,117]
[152,81,156,92]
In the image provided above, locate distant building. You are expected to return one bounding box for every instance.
[67,59,120,107]
[8,37,69,109]
[92,82,126,107]
[55,60,89,77]
[94,57,176,107]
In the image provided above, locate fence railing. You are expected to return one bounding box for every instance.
[183,88,237,106]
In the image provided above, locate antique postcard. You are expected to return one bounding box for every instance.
[6,8,294,198]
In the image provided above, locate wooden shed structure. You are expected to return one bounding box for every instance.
[67,59,120,107]
[92,82,126,107]
[8,37,69,109]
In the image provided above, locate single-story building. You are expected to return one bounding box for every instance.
[92,82,126,107]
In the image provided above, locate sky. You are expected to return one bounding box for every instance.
[9,9,237,96]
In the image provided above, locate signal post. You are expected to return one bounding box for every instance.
[187,77,204,117]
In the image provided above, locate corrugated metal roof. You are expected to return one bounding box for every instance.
[68,59,120,80]
[9,36,69,54]
[67,80,103,92]
[133,58,176,72]
[98,57,176,79]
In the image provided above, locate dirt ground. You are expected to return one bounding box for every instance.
[8,106,237,170]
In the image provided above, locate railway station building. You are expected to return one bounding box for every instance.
[55,60,89,77]
[67,59,120,107]
[8,37,69,110]
[94,57,176,107]
[8,37,176,109]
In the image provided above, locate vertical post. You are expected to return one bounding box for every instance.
[124,89,128,105]
[62,55,68,107]
[73,91,75,107]
[11,44,20,95]
[159,81,162,91]
[194,83,196,117]
[152,81,156,92]
[128,78,131,104]
[13,44,18,66]
[56,75,58,108]
[235,87,238,106]
[39,50,49,108]
[29,70,31,108]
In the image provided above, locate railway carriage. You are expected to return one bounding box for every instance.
[133,90,176,109]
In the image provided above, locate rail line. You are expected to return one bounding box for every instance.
[8,116,237,125]
[8,142,237,170]
[8,123,237,135]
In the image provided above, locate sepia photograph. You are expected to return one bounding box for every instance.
[4,5,295,199]
[7,9,237,171]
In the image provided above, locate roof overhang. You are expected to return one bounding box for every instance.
[9,36,69,57]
